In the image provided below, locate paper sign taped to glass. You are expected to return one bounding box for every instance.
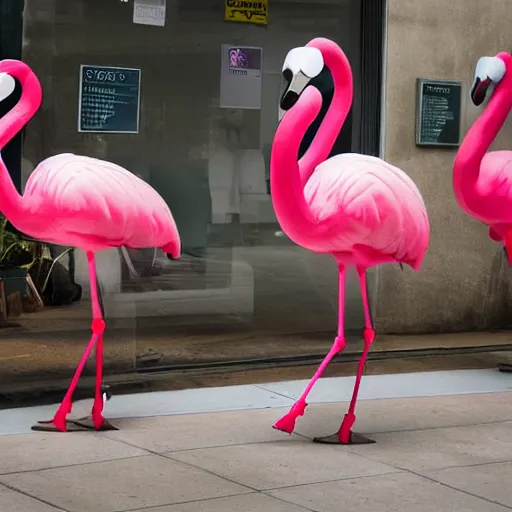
[220,45,263,110]
[133,0,166,27]
[225,0,268,25]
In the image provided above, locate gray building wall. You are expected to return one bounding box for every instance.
[375,0,512,333]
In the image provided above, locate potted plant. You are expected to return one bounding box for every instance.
[0,218,47,322]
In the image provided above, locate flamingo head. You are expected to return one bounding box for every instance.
[0,70,16,104]
[278,46,324,121]
[470,53,511,106]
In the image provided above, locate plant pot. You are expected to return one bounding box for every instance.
[0,267,27,296]
[0,267,27,321]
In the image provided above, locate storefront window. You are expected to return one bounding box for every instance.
[0,0,366,388]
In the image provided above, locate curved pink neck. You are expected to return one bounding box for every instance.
[270,86,330,246]
[0,60,42,221]
[0,60,42,149]
[298,38,353,185]
[453,53,512,213]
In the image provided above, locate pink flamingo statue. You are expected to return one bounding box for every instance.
[0,59,181,432]
[271,38,430,444]
[453,51,512,373]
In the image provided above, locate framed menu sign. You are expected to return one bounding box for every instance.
[415,78,462,148]
[78,65,141,134]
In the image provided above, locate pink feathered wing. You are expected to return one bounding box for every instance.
[17,153,180,256]
[303,152,429,269]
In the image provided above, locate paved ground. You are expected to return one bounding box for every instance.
[1,377,512,511]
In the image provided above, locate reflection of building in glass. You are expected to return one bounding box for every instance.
[1,0,367,391]
[0,0,510,395]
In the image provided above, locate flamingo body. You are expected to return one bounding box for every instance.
[270,37,430,441]
[0,58,181,432]
[484,152,512,242]
[463,151,512,233]
[453,52,512,253]
[302,153,429,269]
[20,153,180,255]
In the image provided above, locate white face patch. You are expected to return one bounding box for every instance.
[279,46,325,121]
[0,73,15,102]
[474,56,506,84]
[282,47,324,79]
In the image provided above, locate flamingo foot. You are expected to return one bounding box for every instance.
[338,412,356,443]
[313,413,375,445]
[91,404,105,431]
[68,388,118,432]
[313,430,375,445]
[52,398,73,432]
[273,398,307,434]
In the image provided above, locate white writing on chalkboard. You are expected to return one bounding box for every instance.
[83,86,116,95]
[81,94,117,129]
[78,65,141,133]
[84,69,126,83]
[416,79,461,147]
[425,85,451,94]
[81,83,127,129]
[421,96,449,139]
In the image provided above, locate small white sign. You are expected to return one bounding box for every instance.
[220,45,263,110]
[133,0,166,27]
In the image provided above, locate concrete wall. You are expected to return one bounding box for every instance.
[375,0,512,333]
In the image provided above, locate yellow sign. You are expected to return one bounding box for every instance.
[225,0,268,26]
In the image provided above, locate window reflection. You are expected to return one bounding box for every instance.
[0,0,365,387]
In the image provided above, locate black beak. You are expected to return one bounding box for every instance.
[279,69,299,112]
[280,90,299,111]
[278,69,311,120]
[470,76,492,106]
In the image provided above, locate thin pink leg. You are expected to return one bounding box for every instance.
[51,332,100,432]
[337,265,375,443]
[51,251,105,432]
[87,252,107,430]
[273,265,347,434]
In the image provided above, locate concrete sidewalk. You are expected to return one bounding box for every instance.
[1,376,512,511]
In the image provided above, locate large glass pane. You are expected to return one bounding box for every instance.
[0,0,137,395]
[123,0,365,368]
[1,0,367,390]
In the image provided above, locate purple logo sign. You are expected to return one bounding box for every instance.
[227,47,261,76]
[229,48,249,69]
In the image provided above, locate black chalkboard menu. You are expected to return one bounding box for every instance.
[415,78,462,148]
[78,65,141,134]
